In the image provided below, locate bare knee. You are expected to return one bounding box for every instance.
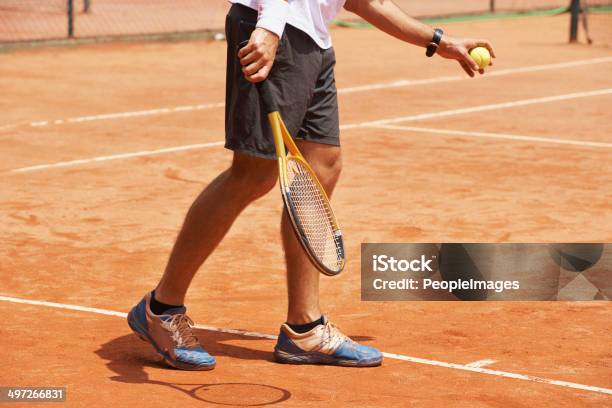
[306,147,342,193]
[321,150,342,179]
[228,153,277,199]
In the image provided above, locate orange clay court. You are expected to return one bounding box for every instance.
[1,7,611,408]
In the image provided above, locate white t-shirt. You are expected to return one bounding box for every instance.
[229,0,346,49]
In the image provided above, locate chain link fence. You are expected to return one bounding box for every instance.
[0,0,609,48]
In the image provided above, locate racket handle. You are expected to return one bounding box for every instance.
[238,40,278,113]
[255,80,279,114]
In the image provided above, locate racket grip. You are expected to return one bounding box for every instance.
[255,80,279,114]
[238,39,278,113]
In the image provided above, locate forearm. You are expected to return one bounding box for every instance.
[344,0,434,48]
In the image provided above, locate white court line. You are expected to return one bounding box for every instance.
[6,88,612,174]
[466,359,497,368]
[9,141,224,173]
[383,352,612,395]
[2,57,611,131]
[337,56,612,94]
[26,103,226,128]
[341,88,612,129]
[0,123,20,131]
[0,294,611,396]
[371,125,612,148]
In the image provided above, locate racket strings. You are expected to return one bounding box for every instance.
[285,159,343,272]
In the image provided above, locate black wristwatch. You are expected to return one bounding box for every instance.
[426,28,444,57]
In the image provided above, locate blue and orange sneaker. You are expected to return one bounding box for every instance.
[127,292,216,370]
[274,316,383,367]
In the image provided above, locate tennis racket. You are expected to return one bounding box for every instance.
[252,71,345,276]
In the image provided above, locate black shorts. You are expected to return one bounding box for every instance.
[224,4,340,160]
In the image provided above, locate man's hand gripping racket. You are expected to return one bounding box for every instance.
[238,42,345,276]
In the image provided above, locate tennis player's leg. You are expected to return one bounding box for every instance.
[127,154,277,370]
[274,47,383,367]
[283,141,342,325]
[276,141,382,367]
[155,154,276,305]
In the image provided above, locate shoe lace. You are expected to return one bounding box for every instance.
[321,321,351,352]
[161,314,199,348]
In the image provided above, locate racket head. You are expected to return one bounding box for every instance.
[280,156,345,276]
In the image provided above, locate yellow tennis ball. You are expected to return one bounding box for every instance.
[469,47,491,70]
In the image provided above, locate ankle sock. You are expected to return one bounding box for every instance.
[287,316,324,334]
[150,290,183,315]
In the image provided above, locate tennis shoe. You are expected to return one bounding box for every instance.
[127,292,216,370]
[274,316,382,367]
